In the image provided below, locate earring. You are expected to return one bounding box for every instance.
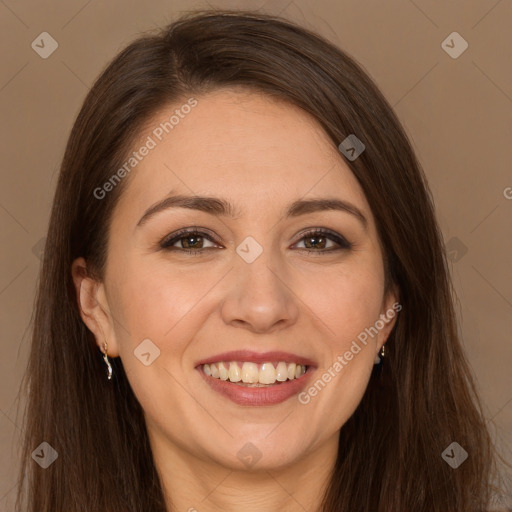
[102,342,113,380]
[374,344,386,365]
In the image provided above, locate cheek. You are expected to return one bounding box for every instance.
[305,264,386,348]
[296,260,385,421]
[106,267,200,427]
[298,278,381,434]
[110,261,213,341]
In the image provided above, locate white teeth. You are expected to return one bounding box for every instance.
[218,362,229,381]
[210,363,219,378]
[203,361,307,384]
[259,362,276,384]
[241,362,259,383]
[275,361,288,382]
[228,362,242,382]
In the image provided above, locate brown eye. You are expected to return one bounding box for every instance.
[160,229,220,253]
[293,229,352,252]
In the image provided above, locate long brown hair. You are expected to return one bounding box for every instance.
[16,9,500,511]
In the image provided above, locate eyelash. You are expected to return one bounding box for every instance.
[159,227,353,255]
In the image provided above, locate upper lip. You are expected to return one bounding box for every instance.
[195,350,316,368]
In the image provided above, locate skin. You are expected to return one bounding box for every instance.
[72,89,398,512]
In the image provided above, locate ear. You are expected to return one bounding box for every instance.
[71,257,120,357]
[376,284,401,353]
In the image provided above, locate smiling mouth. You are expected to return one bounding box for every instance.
[201,361,308,386]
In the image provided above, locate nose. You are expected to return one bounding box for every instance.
[220,249,300,334]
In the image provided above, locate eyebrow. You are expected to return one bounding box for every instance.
[136,193,368,229]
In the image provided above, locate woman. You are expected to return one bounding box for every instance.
[16,9,504,512]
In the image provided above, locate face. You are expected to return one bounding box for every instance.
[73,89,398,472]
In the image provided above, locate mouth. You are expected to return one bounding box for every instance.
[202,361,308,386]
[195,351,315,406]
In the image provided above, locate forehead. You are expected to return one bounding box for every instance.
[115,89,371,222]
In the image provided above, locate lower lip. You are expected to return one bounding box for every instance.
[197,366,314,406]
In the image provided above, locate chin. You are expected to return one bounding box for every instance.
[206,431,312,472]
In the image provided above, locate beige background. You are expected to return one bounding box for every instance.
[1,0,511,508]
